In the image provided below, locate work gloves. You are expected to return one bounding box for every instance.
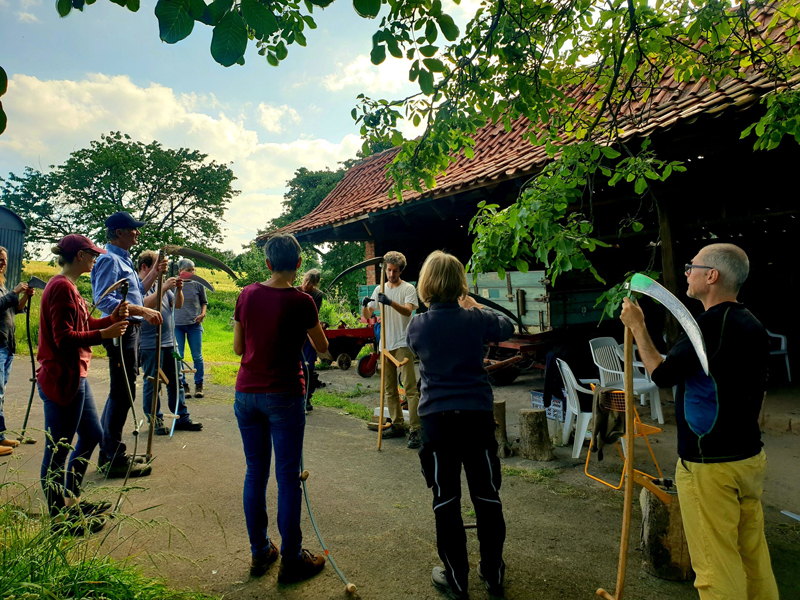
[377,293,392,306]
[363,293,392,307]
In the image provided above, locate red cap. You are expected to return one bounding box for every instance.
[57,234,107,255]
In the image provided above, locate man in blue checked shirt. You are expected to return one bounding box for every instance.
[91,211,165,478]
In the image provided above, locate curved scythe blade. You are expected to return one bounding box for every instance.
[468,292,527,333]
[88,277,128,317]
[164,245,238,280]
[325,256,383,294]
[627,273,709,375]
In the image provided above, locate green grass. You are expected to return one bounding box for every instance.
[0,484,216,600]
[501,466,560,484]
[312,386,372,420]
[209,363,240,387]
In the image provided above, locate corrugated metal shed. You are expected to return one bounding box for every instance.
[0,206,27,288]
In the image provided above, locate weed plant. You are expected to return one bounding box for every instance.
[0,464,213,600]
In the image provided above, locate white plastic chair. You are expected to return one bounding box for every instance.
[589,337,663,424]
[556,358,594,459]
[767,330,791,382]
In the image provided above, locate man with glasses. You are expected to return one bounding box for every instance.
[91,212,165,478]
[621,243,778,600]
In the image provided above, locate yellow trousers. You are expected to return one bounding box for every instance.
[676,450,778,600]
[382,346,420,432]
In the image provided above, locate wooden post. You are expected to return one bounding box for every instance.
[518,409,553,461]
[376,262,386,451]
[640,486,692,581]
[494,400,512,458]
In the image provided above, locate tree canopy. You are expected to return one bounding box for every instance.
[1,131,239,254]
[44,1,800,298]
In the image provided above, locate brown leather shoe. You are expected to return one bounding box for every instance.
[0,439,20,448]
[277,549,326,583]
[193,384,204,398]
[0,446,12,456]
[250,540,279,577]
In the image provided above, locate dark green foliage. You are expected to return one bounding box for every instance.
[0,131,239,258]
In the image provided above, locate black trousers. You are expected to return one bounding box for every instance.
[419,410,506,594]
[99,325,140,462]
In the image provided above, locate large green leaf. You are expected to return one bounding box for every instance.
[198,0,232,25]
[56,0,72,17]
[436,13,459,41]
[419,68,434,95]
[211,10,248,67]
[353,0,380,19]
[155,0,195,44]
[423,58,444,72]
[370,43,386,65]
[0,67,7,97]
[0,101,6,136]
[240,0,279,39]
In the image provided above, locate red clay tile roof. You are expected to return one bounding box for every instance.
[265,4,799,240]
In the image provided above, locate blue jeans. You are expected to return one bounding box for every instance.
[141,347,190,423]
[234,391,306,559]
[40,378,102,514]
[175,323,204,386]
[302,340,317,403]
[0,345,14,442]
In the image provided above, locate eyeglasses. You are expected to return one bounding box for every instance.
[685,264,714,275]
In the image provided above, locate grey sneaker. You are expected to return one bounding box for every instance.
[431,566,469,600]
[407,430,422,449]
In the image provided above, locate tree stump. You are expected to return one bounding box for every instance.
[640,485,692,581]
[494,400,513,458]
[518,409,554,461]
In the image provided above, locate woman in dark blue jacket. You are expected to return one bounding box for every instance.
[406,251,515,600]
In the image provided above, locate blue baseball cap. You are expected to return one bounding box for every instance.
[105,211,146,230]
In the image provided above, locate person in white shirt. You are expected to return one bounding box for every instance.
[361,251,421,449]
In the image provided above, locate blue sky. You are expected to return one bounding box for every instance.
[0,0,479,250]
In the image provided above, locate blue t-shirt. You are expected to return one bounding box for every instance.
[140,287,174,350]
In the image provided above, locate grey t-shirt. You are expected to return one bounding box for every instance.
[175,280,208,327]
[140,288,174,350]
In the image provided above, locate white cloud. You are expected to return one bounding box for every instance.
[0,74,361,251]
[443,0,484,23]
[322,55,413,95]
[0,0,41,21]
[256,103,301,134]
[17,11,39,23]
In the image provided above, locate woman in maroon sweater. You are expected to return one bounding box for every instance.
[38,234,128,531]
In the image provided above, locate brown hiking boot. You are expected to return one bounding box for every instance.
[0,446,12,456]
[0,439,21,448]
[277,549,326,583]
[250,540,279,577]
[194,383,204,398]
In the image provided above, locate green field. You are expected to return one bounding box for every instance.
[16,261,361,384]
[17,262,241,382]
